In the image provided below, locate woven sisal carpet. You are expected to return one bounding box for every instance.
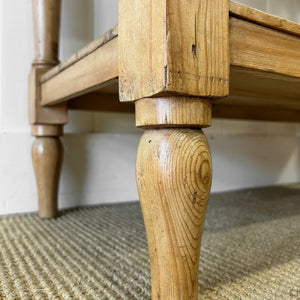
[0,185,299,299]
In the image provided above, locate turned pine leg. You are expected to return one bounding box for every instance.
[29,1,67,218]
[119,1,228,296]
[135,98,212,300]
[32,125,63,218]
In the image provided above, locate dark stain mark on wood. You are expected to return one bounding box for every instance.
[192,15,197,58]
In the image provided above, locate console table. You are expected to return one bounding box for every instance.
[29,1,300,299]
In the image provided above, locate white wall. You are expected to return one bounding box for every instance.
[0,0,299,215]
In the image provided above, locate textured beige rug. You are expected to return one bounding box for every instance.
[0,184,299,299]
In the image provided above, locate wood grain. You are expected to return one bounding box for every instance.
[230,17,300,78]
[135,97,211,128]
[41,37,118,105]
[119,0,229,102]
[36,0,300,124]
[119,0,166,101]
[41,25,118,83]
[40,5,300,110]
[32,0,61,66]
[32,137,63,218]
[29,0,67,125]
[29,67,68,125]
[136,129,212,300]
[30,0,65,219]
[166,0,229,98]
[230,1,300,38]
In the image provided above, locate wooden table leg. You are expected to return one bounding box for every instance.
[32,125,63,218]
[119,1,228,293]
[135,98,212,300]
[29,0,67,218]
